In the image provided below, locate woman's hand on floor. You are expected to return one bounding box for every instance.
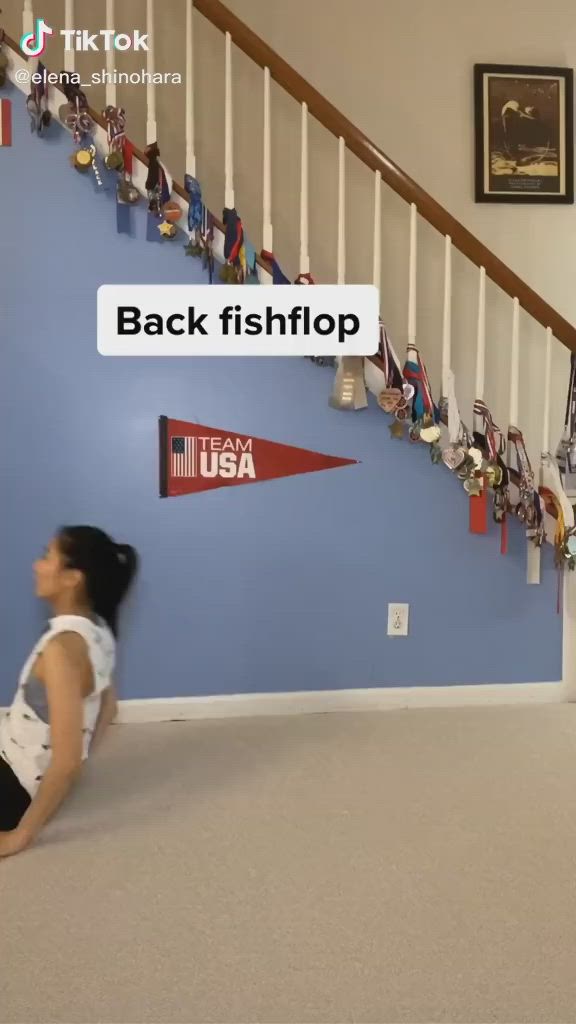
[0,829,31,858]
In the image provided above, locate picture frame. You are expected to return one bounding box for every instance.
[474,63,574,204]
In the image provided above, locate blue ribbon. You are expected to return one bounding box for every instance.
[184,174,203,233]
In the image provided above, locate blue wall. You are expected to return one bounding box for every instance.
[0,97,562,703]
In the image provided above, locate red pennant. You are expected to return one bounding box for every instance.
[469,479,488,534]
[159,417,359,497]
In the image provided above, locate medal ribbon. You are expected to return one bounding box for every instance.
[185,174,204,234]
[508,425,544,546]
[473,400,505,461]
[103,105,126,152]
[473,400,507,548]
[29,60,49,125]
[508,426,535,491]
[379,321,404,391]
[539,485,569,613]
[557,353,576,477]
[66,95,92,144]
[403,347,437,422]
[123,139,133,176]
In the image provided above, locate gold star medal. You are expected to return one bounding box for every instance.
[158,220,177,239]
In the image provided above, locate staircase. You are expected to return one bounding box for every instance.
[1,0,574,699]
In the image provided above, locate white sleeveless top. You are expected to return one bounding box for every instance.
[0,615,115,797]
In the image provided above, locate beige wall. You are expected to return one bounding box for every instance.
[224,0,576,318]
[3,0,574,451]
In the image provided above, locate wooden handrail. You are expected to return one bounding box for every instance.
[6,6,575,352]
[194,0,576,353]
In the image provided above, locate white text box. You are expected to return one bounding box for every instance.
[97,284,380,356]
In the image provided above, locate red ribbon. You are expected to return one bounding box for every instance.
[500,515,508,556]
[469,481,488,535]
[123,139,133,176]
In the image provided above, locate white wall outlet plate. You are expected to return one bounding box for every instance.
[387,603,409,637]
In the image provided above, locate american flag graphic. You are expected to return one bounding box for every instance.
[171,436,197,477]
[0,99,12,147]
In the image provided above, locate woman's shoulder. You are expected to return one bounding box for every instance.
[45,616,116,656]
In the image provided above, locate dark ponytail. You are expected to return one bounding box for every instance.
[57,526,138,637]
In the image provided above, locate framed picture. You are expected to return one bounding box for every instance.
[474,64,574,203]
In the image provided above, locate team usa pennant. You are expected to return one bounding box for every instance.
[0,98,12,146]
[159,417,359,496]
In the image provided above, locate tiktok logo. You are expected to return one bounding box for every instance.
[20,18,54,57]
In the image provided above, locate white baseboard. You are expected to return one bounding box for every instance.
[0,683,565,726]
[114,682,564,723]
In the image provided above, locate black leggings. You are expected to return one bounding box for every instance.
[0,756,31,830]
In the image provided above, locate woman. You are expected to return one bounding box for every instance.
[501,99,537,164]
[0,526,138,857]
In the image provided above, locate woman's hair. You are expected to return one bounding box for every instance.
[57,526,138,636]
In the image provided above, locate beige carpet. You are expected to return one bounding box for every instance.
[3,703,576,1024]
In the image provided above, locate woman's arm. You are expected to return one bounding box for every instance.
[0,633,86,857]
[90,682,118,753]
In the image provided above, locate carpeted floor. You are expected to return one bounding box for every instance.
[3,703,576,1024]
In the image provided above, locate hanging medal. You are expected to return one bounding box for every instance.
[377,322,413,437]
[403,345,440,453]
[539,486,576,612]
[65,96,102,187]
[145,141,162,215]
[472,399,509,546]
[26,61,51,135]
[220,207,246,281]
[440,368,475,475]
[183,174,205,258]
[145,142,174,240]
[556,353,576,500]
[508,426,544,546]
[115,140,139,233]
[103,105,125,171]
[204,210,215,283]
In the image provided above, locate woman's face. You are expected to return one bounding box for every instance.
[33,538,74,600]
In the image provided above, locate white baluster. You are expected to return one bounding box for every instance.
[299,102,310,275]
[508,300,538,585]
[441,235,452,398]
[105,0,116,107]
[146,0,156,143]
[337,136,345,285]
[542,327,553,455]
[407,203,417,347]
[224,32,234,209]
[509,298,520,426]
[185,0,196,176]
[372,170,381,293]
[529,326,553,586]
[475,266,486,399]
[22,0,33,37]
[22,0,38,77]
[262,66,273,252]
[64,0,74,74]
